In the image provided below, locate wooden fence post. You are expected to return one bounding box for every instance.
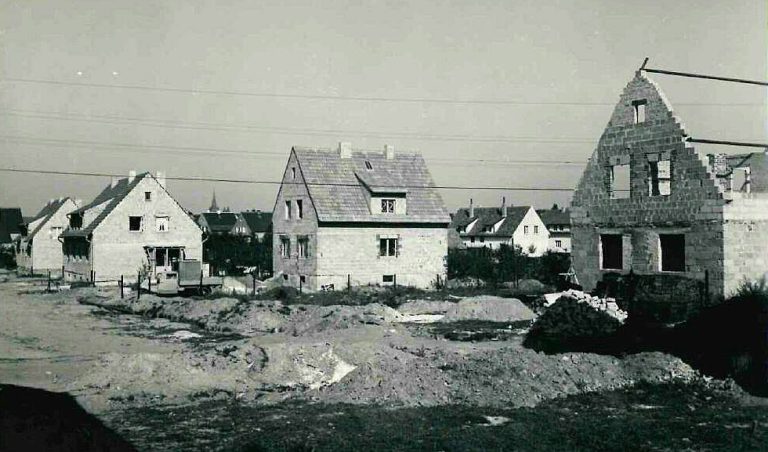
[120,275,124,299]
[252,272,257,296]
[347,274,351,293]
[91,270,95,287]
[47,270,51,291]
[148,274,152,293]
[199,270,203,294]
[137,271,141,300]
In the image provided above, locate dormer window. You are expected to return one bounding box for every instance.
[381,199,395,214]
[365,161,373,171]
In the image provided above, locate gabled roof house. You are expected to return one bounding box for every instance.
[197,212,251,236]
[537,207,571,253]
[61,171,203,283]
[450,198,549,256]
[273,142,450,290]
[16,198,80,273]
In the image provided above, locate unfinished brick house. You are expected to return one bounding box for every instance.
[272,143,450,290]
[449,199,549,256]
[16,198,80,274]
[61,171,203,283]
[572,70,768,300]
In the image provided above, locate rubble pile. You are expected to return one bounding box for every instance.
[543,289,628,323]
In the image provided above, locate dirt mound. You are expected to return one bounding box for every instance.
[397,300,456,315]
[282,303,402,336]
[442,296,535,323]
[524,296,623,353]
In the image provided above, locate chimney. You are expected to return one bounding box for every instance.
[338,141,352,159]
[469,198,474,218]
[384,144,395,160]
[156,170,166,189]
[128,170,137,184]
[501,196,507,217]
[111,177,120,188]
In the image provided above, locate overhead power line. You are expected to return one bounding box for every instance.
[2,77,763,107]
[0,109,599,144]
[0,167,578,192]
[0,135,590,166]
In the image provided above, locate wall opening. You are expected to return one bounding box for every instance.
[632,99,647,124]
[600,234,623,270]
[659,234,685,272]
[610,164,631,199]
[732,167,750,193]
[647,153,671,196]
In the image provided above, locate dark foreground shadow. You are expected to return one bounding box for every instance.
[0,385,136,452]
[524,294,768,397]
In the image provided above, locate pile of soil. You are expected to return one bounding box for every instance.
[524,296,623,353]
[316,339,697,408]
[442,296,536,323]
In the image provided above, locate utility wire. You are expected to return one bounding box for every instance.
[2,77,763,107]
[0,167,578,192]
[0,110,598,144]
[644,67,768,88]
[0,135,590,166]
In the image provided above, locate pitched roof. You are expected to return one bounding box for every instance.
[536,208,571,226]
[240,211,272,233]
[449,206,530,237]
[292,147,450,223]
[199,212,240,232]
[0,208,23,244]
[62,173,151,237]
[25,198,72,240]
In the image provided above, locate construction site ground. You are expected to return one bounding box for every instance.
[2,272,767,451]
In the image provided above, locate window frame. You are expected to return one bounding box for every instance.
[379,237,398,257]
[144,191,152,201]
[129,216,143,232]
[381,198,395,214]
[297,236,309,259]
[297,199,304,219]
[155,216,169,232]
[280,236,291,258]
[285,200,292,220]
[632,99,647,124]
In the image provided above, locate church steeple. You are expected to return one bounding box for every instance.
[209,190,220,213]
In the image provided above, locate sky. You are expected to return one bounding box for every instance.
[0,0,766,216]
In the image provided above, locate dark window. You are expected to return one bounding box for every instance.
[291,167,296,179]
[660,234,685,272]
[285,200,292,220]
[600,234,623,270]
[379,238,398,257]
[300,275,306,283]
[283,274,289,281]
[297,200,304,219]
[145,191,152,201]
[383,275,394,283]
[70,213,83,229]
[365,161,373,170]
[381,199,395,214]
[129,216,142,231]
[470,237,475,243]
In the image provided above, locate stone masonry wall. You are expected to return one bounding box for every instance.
[571,72,727,299]
[722,194,768,297]
[314,226,447,290]
[272,150,319,287]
